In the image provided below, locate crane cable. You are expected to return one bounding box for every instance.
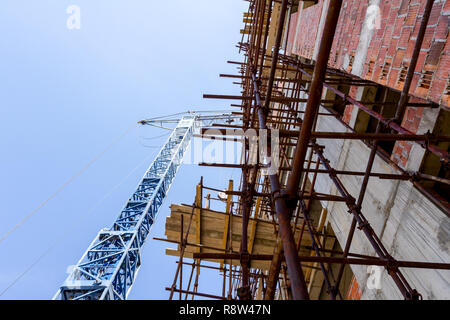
[0,123,137,246]
[141,109,236,122]
[0,150,156,297]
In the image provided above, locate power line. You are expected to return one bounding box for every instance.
[0,151,155,298]
[0,124,137,246]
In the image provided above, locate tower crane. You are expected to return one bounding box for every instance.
[53,111,238,300]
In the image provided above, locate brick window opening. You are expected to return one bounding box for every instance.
[334,50,339,64]
[443,82,450,105]
[347,53,355,73]
[303,0,319,10]
[364,87,399,155]
[418,70,434,90]
[379,59,392,84]
[396,62,409,89]
[365,57,376,80]
[327,84,350,118]
[419,109,450,203]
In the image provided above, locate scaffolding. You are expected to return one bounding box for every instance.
[163,0,450,300]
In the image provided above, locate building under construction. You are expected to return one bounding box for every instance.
[160,0,450,300]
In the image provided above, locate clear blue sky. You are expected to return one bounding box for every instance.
[0,0,247,299]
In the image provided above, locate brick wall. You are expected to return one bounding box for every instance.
[330,0,370,73]
[286,12,298,55]
[287,0,449,167]
[392,103,426,166]
[288,0,449,107]
[290,1,325,59]
[345,275,362,300]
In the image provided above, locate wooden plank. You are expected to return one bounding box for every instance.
[195,183,202,276]
[164,203,321,274]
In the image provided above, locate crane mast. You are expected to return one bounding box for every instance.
[54,112,238,300]
[54,116,196,300]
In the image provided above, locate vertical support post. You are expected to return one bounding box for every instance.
[221,180,234,269]
[286,0,343,197]
[254,0,311,300]
[394,0,435,123]
[195,180,203,277]
[179,214,184,300]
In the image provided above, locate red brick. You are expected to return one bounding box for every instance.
[388,38,400,57]
[406,107,416,121]
[378,47,388,64]
[445,34,450,51]
[393,15,406,37]
[422,26,436,49]
[399,153,408,166]
[426,41,446,66]
[417,0,427,14]
[398,27,413,48]
[405,4,420,27]
[415,50,427,72]
[434,15,449,40]
[370,39,382,57]
[411,14,422,38]
[412,114,422,130]
[395,78,405,90]
[405,39,417,59]
[372,64,382,81]
[445,0,450,13]
[415,81,430,99]
[416,106,424,118]
[436,52,450,79]
[343,105,354,124]
[429,77,447,102]
[399,0,410,16]
[393,48,407,67]
[428,2,443,26]
[388,6,398,27]
[388,69,400,87]
[392,0,403,9]
[381,1,392,17]
[403,141,413,153]
[443,91,450,107]
[410,73,421,93]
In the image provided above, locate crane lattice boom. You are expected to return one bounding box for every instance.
[54,116,196,300]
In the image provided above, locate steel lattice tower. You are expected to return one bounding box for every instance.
[54,116,195,300]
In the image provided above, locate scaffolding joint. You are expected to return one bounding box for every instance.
[237,286,252,300]
[346,198,359,213]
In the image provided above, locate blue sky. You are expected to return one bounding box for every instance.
[0,0,247,299]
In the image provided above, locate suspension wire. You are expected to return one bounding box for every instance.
[0,123,137,246]
[0,247,52,297]
[0,151,155,298]
[142,110,236,122]
[139,132,170,141]
[137,127,171,148]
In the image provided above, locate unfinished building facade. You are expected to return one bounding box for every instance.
[161,0,450,300]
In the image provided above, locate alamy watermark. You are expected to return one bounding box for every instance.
[172,128,281,174]
[367,265,383,290]
[66,5,81,30]
[365,4,382,31]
